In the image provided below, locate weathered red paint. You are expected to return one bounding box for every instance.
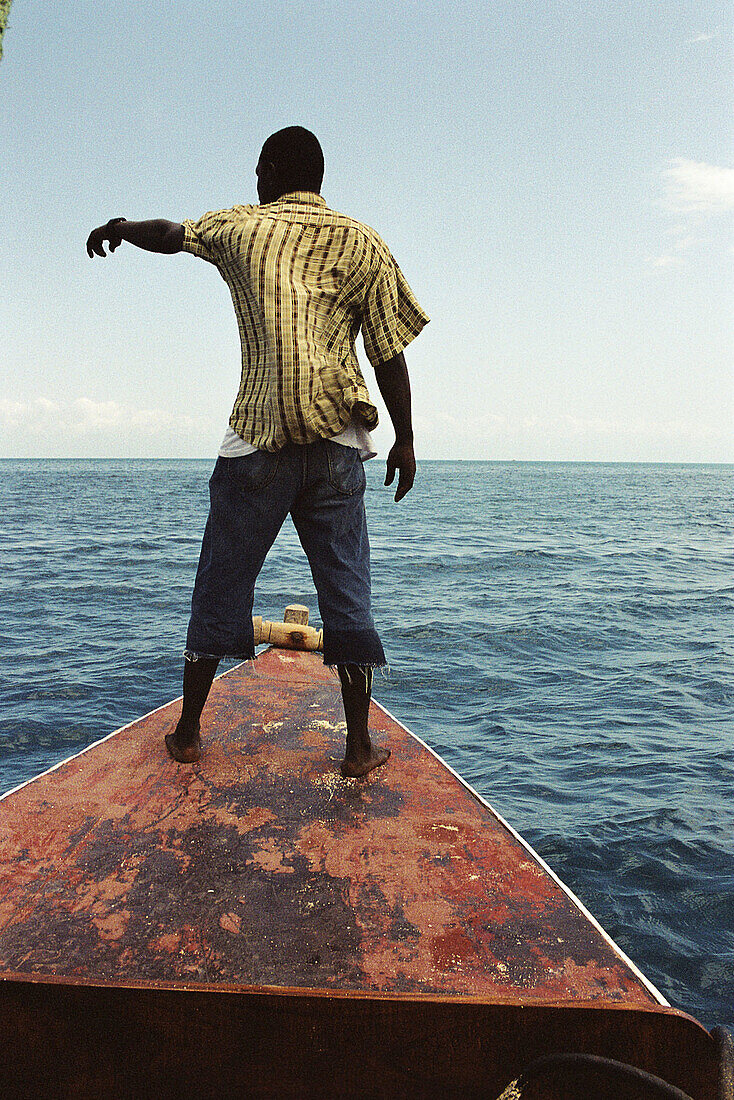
[1,647,728,1098]
[0,648,658,1004]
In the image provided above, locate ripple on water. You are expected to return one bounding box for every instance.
[1,458,732,1030]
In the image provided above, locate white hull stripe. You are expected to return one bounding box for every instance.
[373,698,670,1008]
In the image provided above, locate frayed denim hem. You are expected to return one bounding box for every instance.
[183,648,255,663]
[325,659,386,670]
[321,626,386,669]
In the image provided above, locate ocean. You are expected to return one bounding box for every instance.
[1,457,732,1030]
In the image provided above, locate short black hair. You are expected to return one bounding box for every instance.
[260,126,324,194]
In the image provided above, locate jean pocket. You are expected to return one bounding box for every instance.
[325,441,366,496]
[221,451,282,492]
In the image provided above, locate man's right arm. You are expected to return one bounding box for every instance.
[373,351,416,503]
[86,219,184,258]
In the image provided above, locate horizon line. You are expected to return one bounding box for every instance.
[1,456,731,467]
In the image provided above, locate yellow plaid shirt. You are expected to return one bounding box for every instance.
[182,192,429,451]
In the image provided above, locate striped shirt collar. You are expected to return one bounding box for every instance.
[268,191,326,207]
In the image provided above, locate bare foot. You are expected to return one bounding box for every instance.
[165,727,202,763]
[340,746,391,779]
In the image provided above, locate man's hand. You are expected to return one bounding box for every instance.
[385,440,416,502]
[86,219,126,258]
[86,219,184,257]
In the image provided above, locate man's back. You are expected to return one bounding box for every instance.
[182,192,428,450]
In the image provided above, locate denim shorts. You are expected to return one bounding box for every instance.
[185,440,385,667]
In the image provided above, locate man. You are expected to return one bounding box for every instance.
[86,126,428,778]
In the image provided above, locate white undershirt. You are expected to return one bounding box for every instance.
[218,422,377,461]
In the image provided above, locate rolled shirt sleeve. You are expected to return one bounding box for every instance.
[361,253,430,367]
[181,207,245,265]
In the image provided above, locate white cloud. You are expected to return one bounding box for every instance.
[686,31,718,44]
[645,227,699,267]
[645,254,683,268]
[649,159,734,266]
[0,397,204,435]
[0,396,218,456]
[662,159,734,214]
[671,233,698,252]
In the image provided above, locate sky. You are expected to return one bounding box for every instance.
[1,0,732,462]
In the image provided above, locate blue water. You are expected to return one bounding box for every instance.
[1,459,732,1030]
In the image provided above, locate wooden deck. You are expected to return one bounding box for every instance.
[0,647,724,1098]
